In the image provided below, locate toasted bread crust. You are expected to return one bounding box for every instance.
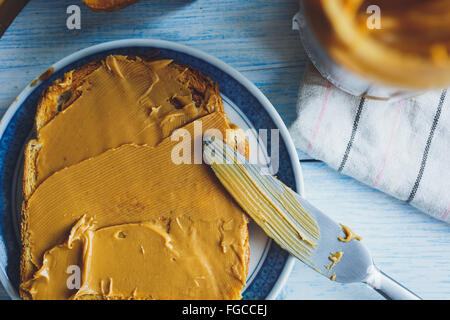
[20,56,249,300]
[34,60,102,133]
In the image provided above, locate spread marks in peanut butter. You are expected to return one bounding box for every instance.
[34,55,218,187]
[20,215,93,300]
[338,224,362,242]
[22,214,247,300]
[203,137,320,265]
[23,113,249,300]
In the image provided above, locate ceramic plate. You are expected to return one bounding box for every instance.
[0,39,303,300]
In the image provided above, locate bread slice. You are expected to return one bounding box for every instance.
[21,114,250,299]
[82,0,140,12]
[23,55,223,200]
[20,55,250,299]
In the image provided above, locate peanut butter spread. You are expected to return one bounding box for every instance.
[22,112,249,299]
[307,1,450,89]
[22,54,249,299]
[23,213,247,300]
[35,55,218,187]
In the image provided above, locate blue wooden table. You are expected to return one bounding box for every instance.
[0,0,448,300]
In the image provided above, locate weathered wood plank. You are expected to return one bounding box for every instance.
[0,0,305,106]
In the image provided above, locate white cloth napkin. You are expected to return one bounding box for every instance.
[289,64,450,223]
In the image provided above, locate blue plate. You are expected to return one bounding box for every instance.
[0,40,303,300]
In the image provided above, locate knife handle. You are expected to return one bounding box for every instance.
[365,266,422,300]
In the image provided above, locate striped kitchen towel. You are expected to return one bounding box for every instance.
[289,64,450,223]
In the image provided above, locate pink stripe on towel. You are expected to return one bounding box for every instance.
[372,101,404,188]
[442,205,450,221]
[307,82,332,153]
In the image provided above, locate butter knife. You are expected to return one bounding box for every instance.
[203,136,421,300]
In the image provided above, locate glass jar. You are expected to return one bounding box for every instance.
[295,0,450,100]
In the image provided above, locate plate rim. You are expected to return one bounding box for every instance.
[0,39,303,300]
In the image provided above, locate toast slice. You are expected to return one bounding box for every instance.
[20,55,250,299]
[82,0,140,12]
[21,113,250,300]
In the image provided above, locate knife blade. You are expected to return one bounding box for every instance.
[0,0,29,38]
[203,136,421,300]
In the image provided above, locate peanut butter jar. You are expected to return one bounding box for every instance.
[296,0,450,100]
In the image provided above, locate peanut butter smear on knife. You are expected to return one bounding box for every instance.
[21,114,250,300]
[203,137,320,263]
